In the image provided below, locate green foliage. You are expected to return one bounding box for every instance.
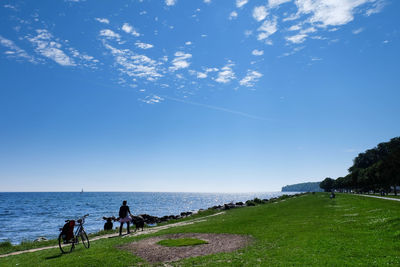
[157,238,208,247]
[245,200,256,206]
[341,136,400,194]
[253,198,263,204]
[0,241,12,249]
[320,177,335,192]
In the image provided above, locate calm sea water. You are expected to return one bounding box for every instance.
[0,191,295,244]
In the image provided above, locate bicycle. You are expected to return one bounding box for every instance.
[58,214,90,253]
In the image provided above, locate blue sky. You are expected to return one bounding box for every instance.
[0,0,399,192]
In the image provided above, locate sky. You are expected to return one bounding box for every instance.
[0,0,399,192]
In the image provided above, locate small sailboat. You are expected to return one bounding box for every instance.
[81,188,84,194]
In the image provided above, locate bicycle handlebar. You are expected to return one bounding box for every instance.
[64,214,89,223]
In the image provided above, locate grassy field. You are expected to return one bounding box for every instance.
[1,193,399,266]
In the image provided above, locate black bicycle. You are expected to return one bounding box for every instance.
[58,214,90,253]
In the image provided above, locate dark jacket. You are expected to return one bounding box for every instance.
[119,205,131,218]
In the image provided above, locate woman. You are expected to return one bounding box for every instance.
[119,200,132,236]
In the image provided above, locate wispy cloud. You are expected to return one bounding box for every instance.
[240,70,262,87]
[169,51,192,72]
[103,42,163,81]
[229,11,238,20]
[253,6,268,21]
[135,42,154,49]
[165,0,177,6]
[257,17,278,42]
[95,18,109,24]
[0,35,36,63]
[99,29,121,40]
[236,0,248,8]
[140,95,164,104]
[286,33,307,44]
[164,95,270,121]
[215,61,235,83]
[352,27,364,34]
[252,49,264,56]
[268,0,291,8]
[121,23,140,37]
[27,29,75,66]
[295,0,376,27]
[366,0,386,16]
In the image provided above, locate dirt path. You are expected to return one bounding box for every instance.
[0,212,225,258]
[120,233,252,263]
[358,194,400,202]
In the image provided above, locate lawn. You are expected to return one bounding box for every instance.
[1,193,399,266]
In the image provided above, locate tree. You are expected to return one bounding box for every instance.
[320,177,335,192]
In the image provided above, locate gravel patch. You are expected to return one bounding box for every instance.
[119,233,252,263]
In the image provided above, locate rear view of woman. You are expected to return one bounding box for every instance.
[119,200,132,236]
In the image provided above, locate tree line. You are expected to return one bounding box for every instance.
[320,137,400,195]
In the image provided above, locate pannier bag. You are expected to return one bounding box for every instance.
[61,220,75,240]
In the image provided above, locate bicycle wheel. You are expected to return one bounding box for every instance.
[80,230,90,249]
[58,233,74,253]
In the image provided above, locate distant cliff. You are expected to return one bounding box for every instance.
[281,182,323,192]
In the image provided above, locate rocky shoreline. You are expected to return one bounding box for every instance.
[136,193,305,225]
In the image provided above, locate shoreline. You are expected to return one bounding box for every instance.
[0,193,304,253]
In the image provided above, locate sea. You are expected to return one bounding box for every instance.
[0,191,296,244]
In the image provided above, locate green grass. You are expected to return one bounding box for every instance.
[157,238,208,247]
[1,193,399,266]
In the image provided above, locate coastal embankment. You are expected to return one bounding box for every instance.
[1,193,399,266]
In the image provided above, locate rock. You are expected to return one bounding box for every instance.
[34,236,48,242]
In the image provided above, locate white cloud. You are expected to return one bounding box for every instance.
[165,0,177,6]
[366,0,386,16]
[215,62,235,83]
[169,51,192,71]
[121,23,140,37]
[252,49,264,56]
[286,33,307,44]
[95,18,109,24]
[281,46,305,57]
[141,95,164,104]
[240,70,263,87]
[302,27,316,33]
[229,11,238,20]
[288,24,301,31]
[99,29,121,40]
[28,29,75,66]
[253,6,268,21]
[257,18,278,41]
[197,72,207,78]
[295,0,374,27]
[135,42,154,49]
[205,67,219,72]
[185,41,192,45]
[0,35,37,63]
[4,4,17,10]
[204,0,211,3]
[268,0,291,8]
[236,0,249,8]
[103,43,163,81]
[352,27,364,34]
[68,47,98,68]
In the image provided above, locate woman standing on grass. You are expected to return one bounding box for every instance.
[119,200,132,236]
